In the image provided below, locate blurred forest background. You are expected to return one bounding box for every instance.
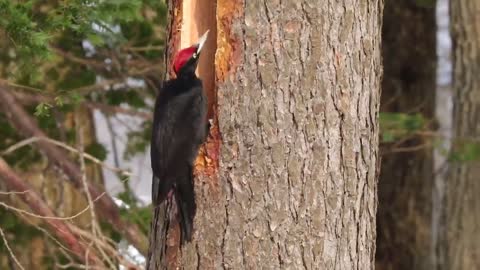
[0,0,478,269]
[0,0,164,268]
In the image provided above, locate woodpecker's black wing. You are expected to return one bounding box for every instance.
[150,77,207,242]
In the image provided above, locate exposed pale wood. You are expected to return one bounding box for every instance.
[181,0,216,117]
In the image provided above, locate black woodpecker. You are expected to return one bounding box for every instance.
[150,30,209,243]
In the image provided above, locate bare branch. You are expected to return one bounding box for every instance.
[0,157,104,266]
[71,226,142,270]
[51,47,107,71]
[0,194,105,221]
[0,226,25,270]
[76,110,117,270]
[0,79,45,94]
[0,78,123,97]
[0,85,148,255]
[1,136,132,176]
[85,101,153,120]
[382,142,432,155]
[0,137,38,156]
[0,190,30,195]
[14,206,141,269]
[123,45,165,52]
[10,88,153,120]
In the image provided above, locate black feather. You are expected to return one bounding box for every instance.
[150,69,207,244]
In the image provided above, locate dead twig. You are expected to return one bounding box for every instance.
[1,136,132,176]
[71,226,142,270]
[0,157,104,265]
[0,194,104,221]
[76,110,117,270]
[0,84,148,255]
[0,226,25,270]
[0,190,30,195]
[86,101,152,120]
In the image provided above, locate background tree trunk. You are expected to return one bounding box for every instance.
[376,1,436,270]
[148,0,383,269]
[439,0,480,269]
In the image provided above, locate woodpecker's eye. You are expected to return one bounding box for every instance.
[193,53,198,59]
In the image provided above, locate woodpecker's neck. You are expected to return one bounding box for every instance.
[176,70,197,81]
[172,69,201,94]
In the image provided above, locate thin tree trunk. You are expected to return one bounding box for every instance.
[439,1,480,269]
[148,0,383,269]
[376,1,436,270]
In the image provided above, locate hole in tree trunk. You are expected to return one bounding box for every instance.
[163,2,219,264]
[178,0,221,180]
[181,0,217,119]
[152,0,245,267]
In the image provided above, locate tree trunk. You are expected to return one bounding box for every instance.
[148,0,383,269]
[439,1,480,269]
[376,1,436,270]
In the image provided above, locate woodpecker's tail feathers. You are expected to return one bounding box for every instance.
[175,190,193,243]
[152,175,173,206]
[175,167,196,244]
[152,175,160,205]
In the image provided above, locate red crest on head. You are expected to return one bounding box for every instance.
[173,46,197,74]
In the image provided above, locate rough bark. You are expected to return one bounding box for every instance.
[439,1,480,269]
[376,1,436,270]
[148,0,383,269]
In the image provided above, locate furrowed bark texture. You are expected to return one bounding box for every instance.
[440,1,480,269]
[184,1,382,269]
[376,1,436,270]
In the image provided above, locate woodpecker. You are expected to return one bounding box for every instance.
[150,30,209,243]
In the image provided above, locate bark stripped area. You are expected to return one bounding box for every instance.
[147,0,218,268]
[165,0,219,178]
[185,0,220,178]
[439,1,480,269]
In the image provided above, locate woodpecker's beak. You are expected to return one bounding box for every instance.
[196,30,210,54]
